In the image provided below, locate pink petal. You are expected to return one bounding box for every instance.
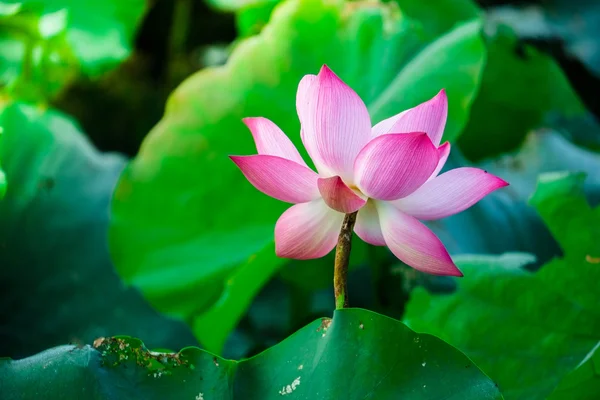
[354,200,385,246]
[371,89,448,146]
[394,167,509,220]
[296,65,371,181]
[317,176,366,213]
[354,132,439,201]
[377,202,462,276]
[243,117,307,166]
[370,110,407,138]
[275,199,344,259]
[230,155,319,203]
[429,142,451,180]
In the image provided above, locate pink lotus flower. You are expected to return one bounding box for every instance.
[230,65,508,276]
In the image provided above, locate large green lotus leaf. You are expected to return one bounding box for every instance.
[0,102,197,359]
[404,172,600,399]
[109,0,486,353]
[457,25,585,161]
[0,0,146,99]
[0,308,502,399]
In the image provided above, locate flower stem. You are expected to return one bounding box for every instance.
[334,211,358,309]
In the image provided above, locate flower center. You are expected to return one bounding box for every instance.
[347,183,366,199]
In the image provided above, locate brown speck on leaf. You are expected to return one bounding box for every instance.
[93,337,106,348]
[96,337,188,370]
[316,318,332,332]
[586,255,600,264]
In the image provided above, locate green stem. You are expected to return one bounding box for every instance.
[333,211,357,309]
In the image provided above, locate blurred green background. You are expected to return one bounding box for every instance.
[0,0,599,398]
